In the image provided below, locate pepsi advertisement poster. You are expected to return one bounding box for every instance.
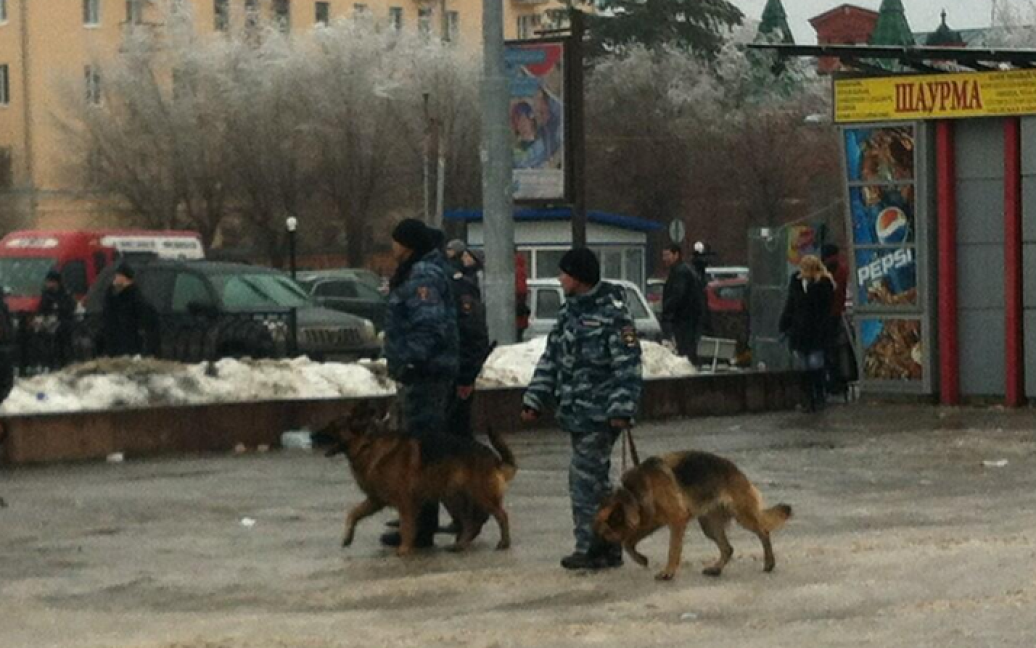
[855,247,917,307]
[845,127,914,183]
[860,318,923,381]
[849,185,914,246]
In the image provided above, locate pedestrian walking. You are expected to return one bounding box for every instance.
[0,294,14,403]
[660,244,707,361]
[101,265,159,358]
[380,218,459,549]
[515,252,530,342]
[779,255,836,412]
[521,248,643,570]
[447,244,490,439]
[821,244,858,400]
[36,270,76,368]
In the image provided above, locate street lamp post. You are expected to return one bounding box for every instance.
[285,216,298,280]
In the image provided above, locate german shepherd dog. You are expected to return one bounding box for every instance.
[320,402,517,556]
[594,451,792,581]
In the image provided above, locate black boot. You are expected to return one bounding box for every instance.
[588,538,623,568]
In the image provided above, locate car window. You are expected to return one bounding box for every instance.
[621,287,649,319]
[0,257,57,297]
[355,283,383,300]
[716,285,747,301]
[536,288,562,319]
[315,280,358,299]
[214,273,311,309]
[171,272,215,312]
[61,261,88,296]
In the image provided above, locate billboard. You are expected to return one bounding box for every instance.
[844,127,914,183]
[505,41,566,201]
[860,318,923,381]
[854,247,917,307]
[835,68,1036,123]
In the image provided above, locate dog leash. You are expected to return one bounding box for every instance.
[621,426,640,473]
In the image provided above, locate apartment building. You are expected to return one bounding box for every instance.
[0,0,565,229]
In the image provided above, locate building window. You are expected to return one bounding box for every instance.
[418,7,431,35]
[214,0,230,31]
[274,0,290,32]
[0,64,8,106]
[126,0,143,24]
[0,0,7,24]
[517,14,540,39]
[388,6,403,30]
[446,10,458,42]
[353,3,368,17]
[245,0,259,29]
[0,147,12,189]
[85,65,102,105]
[315,1,329,25]
[83,0,101,25]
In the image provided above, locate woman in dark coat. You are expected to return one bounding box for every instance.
[780,255,835,412]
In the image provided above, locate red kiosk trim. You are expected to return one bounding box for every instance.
[936,121,959,405]
[1004,118,1024,406]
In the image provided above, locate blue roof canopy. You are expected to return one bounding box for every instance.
[444,208,663,233]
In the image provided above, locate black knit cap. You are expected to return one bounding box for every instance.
[115,264,135,280]
[45,270,62,282]
[392,218,432,253]
[559,247,600,286]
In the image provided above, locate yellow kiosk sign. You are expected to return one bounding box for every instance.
[835,68,1036,123]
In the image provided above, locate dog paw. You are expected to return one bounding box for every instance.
[495,540,511,551]
[341,536,353,548]
[764,562,776,573]
[654,570,676,581]
[702,566,723,577]
[630,553,649,567]
[445,543,469,553]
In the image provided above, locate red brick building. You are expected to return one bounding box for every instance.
[809,4,880,73]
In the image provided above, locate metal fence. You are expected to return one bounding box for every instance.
[10,309,299,377]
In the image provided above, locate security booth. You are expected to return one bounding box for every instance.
[444,207,661,290]
[755,43,1036,405]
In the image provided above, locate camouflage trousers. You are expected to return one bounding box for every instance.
[568,424,621,553]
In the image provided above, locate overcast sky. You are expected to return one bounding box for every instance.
[731,0,999,45]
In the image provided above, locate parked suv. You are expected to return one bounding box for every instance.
[81,260,380,362]
[526,278,663,341]
[296,270,388,331]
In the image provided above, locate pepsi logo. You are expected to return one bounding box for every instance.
[876,207,909,244]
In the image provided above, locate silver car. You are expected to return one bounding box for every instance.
[525,278,663,341]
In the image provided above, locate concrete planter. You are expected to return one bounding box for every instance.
[0,371,805,465]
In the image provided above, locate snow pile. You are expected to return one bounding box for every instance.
[476,336,696,389]
[0,337,697,415]
[0,357,395,415]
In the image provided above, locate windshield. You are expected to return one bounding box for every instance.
[0,257,58,297]
[214,273,312,310]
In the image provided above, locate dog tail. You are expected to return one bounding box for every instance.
[760,503,793,532]
[485,426,517,482]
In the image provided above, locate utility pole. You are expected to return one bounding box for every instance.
[481,0,516,345]
[569,8,586,248]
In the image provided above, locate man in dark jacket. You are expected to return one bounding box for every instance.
[380,218,459,549]
[37,270,76,368]
[447,245,490,439]
[661,244,706,361]
[102,265,159,358]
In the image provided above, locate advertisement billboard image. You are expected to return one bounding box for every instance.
[854,247,917,307]
[845,126,914,183]
[848,185,915,246]
[860,318,923,381]
[505,41,566,201]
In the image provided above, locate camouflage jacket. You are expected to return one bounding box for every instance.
[523,281,643,431]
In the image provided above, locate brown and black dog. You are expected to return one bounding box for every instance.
[594,451,792,581]
[320,402,517,556]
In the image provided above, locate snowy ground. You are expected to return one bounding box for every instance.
[0,339,695,415]
[2,403,1035,647]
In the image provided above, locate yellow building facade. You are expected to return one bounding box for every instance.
[0,0,565,230]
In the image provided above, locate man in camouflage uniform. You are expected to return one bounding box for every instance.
[521,248,643,570]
